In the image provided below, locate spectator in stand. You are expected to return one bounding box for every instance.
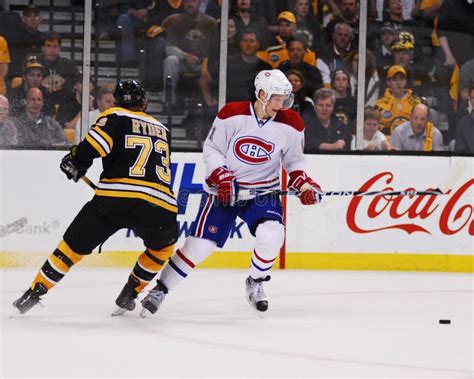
[149,0,184,27]
[73,85,115,144]
[382,0,406,22]
[374,64,419,135]
[390,33,433,98]
[38,31,80,113]
[454,84,474,154]
[371,0,417,21]
[278,35,323,97]
[16,87,68,149]
[204,18,240,72]
[198,29,271,107]
[6,54,54,118]
[285,69,317,127]
[419,0,443,73]
[7,5,44,81]
[390,102,443,151]
[304,87,352,151]
[0,2,22,46]
[56,75,95,133]
[459,59,474,103]
[143,1,184,90]
[226,18,241,56]
[320,22,353,73]
[0,34,9,95]
[345,49,381,106]
[332,69,356,132]
[324,0,360,48]
[0,95,18,147]
[96,0,121,40]
[436,0,474,132]
[88,86,115,122]
[163,0,218,106]
[231,0,270,49]
[374,21,398,80]
[293,0,323,51]
[437,0,474,70]
[379,0,428,55]
[257,11,316,69]
[351,105,390,150]
[116,0,156,64]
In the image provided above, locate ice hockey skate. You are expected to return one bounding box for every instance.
[245,275,270,312]
[12,283,48,314]
[111,275,140,316]
[140,280,168,318]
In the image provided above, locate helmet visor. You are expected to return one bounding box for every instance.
[283,92,294,110]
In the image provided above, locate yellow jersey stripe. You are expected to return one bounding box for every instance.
[86,134,107,157]
[57,240,84,264]
[101,177,174,196]
[34,272,56,289]
[93,126,114,150]
[49,255,70,273]
[95,189,178,213]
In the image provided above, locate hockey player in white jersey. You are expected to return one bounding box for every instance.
[140,69,322,316]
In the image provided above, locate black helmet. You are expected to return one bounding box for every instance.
[113,79,146,108]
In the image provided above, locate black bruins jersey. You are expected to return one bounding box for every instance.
[75,107,177,213]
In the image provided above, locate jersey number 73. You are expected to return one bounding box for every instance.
[125,135,171,184]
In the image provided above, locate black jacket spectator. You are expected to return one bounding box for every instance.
[305,115,352,152]
[437,0,474,67]
[454,113,474,154]
[6,5,44,80]
[231,0,270,49]
[279,60,323,98]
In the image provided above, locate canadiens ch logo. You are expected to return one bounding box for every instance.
[233,136,274,165]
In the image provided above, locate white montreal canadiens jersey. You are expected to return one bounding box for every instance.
[203,101,307,199]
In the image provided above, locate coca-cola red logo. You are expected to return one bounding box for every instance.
[346,172,473,236]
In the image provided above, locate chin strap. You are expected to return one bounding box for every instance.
[256,97,269,119]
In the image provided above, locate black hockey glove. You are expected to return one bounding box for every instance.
[60,145,88,182]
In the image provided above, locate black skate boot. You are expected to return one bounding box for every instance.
[12,283,48,314]
[245,275,271,312]
[140,280,168,318]
[112,275,140,316]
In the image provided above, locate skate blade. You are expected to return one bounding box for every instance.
[246,297,265,318]
[111,307,128,317]
[139,307,152,318]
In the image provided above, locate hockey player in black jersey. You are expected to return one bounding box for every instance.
[13,80,178,315]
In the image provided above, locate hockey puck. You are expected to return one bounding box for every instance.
[439,319,451,324]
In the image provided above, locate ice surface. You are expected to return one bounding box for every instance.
[1,268,473,378]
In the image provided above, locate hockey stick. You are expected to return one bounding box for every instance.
[239,160,467,198]
[80,175,97,190]
[240,188,443,197]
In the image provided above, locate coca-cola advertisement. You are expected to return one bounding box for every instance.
[287,156,473,256]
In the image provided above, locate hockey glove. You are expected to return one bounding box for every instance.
[60,145,88,182]
[288,170,323,205]
[206,167,239,206]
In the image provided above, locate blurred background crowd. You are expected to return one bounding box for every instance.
[0,0,472,154]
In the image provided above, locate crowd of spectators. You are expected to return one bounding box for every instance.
[110,0,470,152]
[0,0,473,154]
[0,4,117,149]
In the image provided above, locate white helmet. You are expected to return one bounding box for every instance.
[254,69,294,109]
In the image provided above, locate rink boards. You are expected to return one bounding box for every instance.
[0,151,472,272]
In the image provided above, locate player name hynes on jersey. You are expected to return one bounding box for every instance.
[131,118,167,140]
